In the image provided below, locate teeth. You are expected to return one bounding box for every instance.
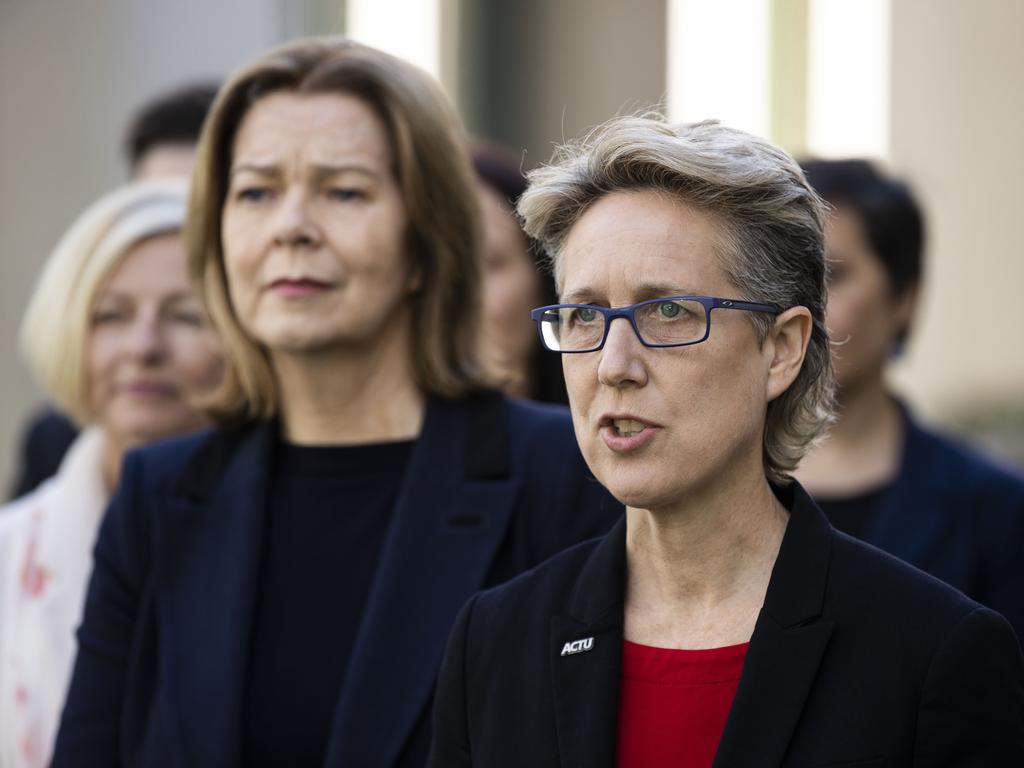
[612,419,646,437]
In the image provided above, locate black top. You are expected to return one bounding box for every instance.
[242,439,414,767]
[815,482,892,539]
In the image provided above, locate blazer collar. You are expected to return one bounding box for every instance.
[160,419,276,767]
[325,390,522,766]
[863,401,951,564]
[713,482,835,768]
[550,517,627,768]
[549,482,835,768]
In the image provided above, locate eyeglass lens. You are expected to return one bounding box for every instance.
[539,299,709,351]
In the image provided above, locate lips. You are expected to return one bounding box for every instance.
[598,414,661,453]
[120,380,177,399]
[266,277,335,297]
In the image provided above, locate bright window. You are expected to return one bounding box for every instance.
[345,0,441,79]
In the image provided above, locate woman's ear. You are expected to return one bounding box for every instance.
[765,306,813,402]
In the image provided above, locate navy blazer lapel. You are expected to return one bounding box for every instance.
[864,405,949,566]
[550,518,627,768]
[326,393,522,767]
[158,423,274,767]
[713,484,835,768]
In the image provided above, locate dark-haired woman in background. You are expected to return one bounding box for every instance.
[796,159,1024,640]
[473,144,568,405]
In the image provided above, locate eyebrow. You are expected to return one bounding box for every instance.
[561,283,701,304]
[229,162,381,181]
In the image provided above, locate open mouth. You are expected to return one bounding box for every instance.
[611,418,648,438]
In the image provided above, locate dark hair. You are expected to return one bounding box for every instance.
[472,143,568,405]
[124,83,220,169]
[800,159,924,297]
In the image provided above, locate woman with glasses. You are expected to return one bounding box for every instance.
[429,117,1024,767]
[52,39,620,768]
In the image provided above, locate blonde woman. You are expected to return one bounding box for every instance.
[53,39,619,768]
[0,180,223,768]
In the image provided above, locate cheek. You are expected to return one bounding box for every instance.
[168,331,225,389]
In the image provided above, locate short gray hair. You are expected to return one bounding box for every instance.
[518,116,834,484]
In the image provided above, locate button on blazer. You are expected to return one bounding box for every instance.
[429,483,1024,767]
[52,392,622,767]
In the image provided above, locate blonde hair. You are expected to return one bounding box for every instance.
[20,180,188,425]
[187,36,489,423]
[518,116,835,484]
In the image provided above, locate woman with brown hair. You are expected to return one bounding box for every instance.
[53,38,619,768]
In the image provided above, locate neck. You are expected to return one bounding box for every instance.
[101,434,125,494]
[273,327,425,445]
[624,464,788,648]
[795,376,904,495]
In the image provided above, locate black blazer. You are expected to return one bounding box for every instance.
[52,392,622,767]
[846,404,1024,640]
[429,483,1024,767]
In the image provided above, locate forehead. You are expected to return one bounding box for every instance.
[100,233,188,294]
[231,91,392,168]
[560,190,732,300]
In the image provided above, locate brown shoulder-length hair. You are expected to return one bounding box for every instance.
[187,37,489,422]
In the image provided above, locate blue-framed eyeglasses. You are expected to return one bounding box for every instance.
[530,296,781,353]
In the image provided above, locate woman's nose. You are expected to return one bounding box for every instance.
[128,314,167,363]
[597,317,648,388]
[273,188,322,249]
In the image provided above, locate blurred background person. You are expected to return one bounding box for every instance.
[127,82,221,179]
[0,180,223,768]
[53,38,619,768]
[472,143,567,404]
[796,159,1024,639]
[7,82,220,501]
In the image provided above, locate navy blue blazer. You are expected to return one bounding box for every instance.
[850,405,1024,640]
[52,392,622,767]
[429,483,1024,767]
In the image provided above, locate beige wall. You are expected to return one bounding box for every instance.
[0,0,291,492]
[886,0,1024,425]
[456,0,667,167]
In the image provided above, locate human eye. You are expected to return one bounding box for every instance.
[569,306,600,325]
[326,187,366,202]
[171,310,203,326]
[91,307,127,326]
[640,299,688,321]
[234,186,273,203]
[826,260,849,287]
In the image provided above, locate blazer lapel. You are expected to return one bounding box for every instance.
[158,423,275,768]
[326,393,522,767]
[864,404,949,566]
[550,518,627,768]
[713,484,835,768]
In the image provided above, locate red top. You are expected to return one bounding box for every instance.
[616,639,749,768]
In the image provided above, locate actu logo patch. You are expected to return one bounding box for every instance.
[560,637,594,656]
